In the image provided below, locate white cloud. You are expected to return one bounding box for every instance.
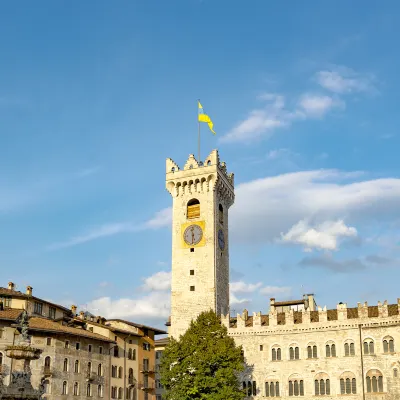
[298,94,343,118]
[142,271,171,291]
[220,94,289,143]
[316,67,376,94]
[47,207,172,250]
[87,291,171,320]
[267,148,292,160]
[231,170,400,245]
[230,293,250,306]
[281,219,357,251]
[144,207,172,229]
[259,286,292,296]
[230,281,263,293]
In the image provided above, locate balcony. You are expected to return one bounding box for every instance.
[128,376,136,386]
[42,366,54,376]
[139,364,155,374]
[138,382,155,391]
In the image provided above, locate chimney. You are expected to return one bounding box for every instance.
[8,282,15,291]
[79,311,85,320]
[71,305,77,316]
[270,298,276,313]
[307,294,316,311]
[26,286,33,296]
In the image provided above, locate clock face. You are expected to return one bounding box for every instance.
[218,229,225,250]
[184,224,203,246]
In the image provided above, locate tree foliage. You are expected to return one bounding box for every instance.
[160,310,246,400]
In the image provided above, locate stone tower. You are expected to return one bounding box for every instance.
[166,150,235,339]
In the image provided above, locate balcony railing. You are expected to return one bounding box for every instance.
[138,382,155,391]
[139,364,155,373]
[42,366,54,376]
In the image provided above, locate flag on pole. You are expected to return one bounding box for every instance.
[198,100,216,135]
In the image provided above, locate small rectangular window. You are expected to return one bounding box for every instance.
[260,345,263,351]
[190,286,195,291]
[76,342,80,350]
[129,340,132,344]
[99,346,103,355]
[49,306,56,319]
[190,248,194,252]
[190,270,194,275]
[65,340,69,349]
[46,338,52,346]
[88,344,92,352]
[34,302,43,315]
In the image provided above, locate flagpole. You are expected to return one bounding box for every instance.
[198,99,201,162]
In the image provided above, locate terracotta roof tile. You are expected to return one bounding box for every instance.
[28,317,114,343]
[0,287,71,313]
[106,319,167,335]
[0,309,23,320]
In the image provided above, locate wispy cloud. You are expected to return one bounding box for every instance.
[76,166,101,178]
[47,207,172,250]
[315,66,377,94]
[221,66,376,144]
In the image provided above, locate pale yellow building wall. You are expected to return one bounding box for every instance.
[166,150,234,339]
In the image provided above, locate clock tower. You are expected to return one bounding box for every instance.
[166,149,235,339]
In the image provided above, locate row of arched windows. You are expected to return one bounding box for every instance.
[270,337,395,361]
[56,357,103,376]
[45,381,103,397]
[244,370,387,397]
[111,386,136,399]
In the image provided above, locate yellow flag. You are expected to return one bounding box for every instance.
[198,101,216,135]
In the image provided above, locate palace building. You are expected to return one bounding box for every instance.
[162,149,400,399]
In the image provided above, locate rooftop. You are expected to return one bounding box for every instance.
[107,319,167,335]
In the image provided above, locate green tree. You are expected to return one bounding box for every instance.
[160,310,246,400]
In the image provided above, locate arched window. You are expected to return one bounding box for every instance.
[187,199,200,219]
[383,337,394,353]
[128,368,133,384]
[290,347,294,360]
[73,382,79,396]
[88,361,92,373]
[98,385,103,398]
[307,344,317,359]
[314,373,330,395]
[128,348,132,360]
[252,381,257,396]
[118,387,123,399]
[43,379,50,394]
[272,347,281,361]
[132,349,136,360]
[325,342,336,357]
[265,381,279,397]
[44,356,51,367]
[363,339,374,355]
[394,369,398,378]
[366,370,383,393]
[63,358,68,372]
[114,347,119,357]
[340,372,357,394]
[62,381,68,395]
[219,204,224,225]
[74,360,79,373]
[289,346,299,360]
[247,381,252,396]
[344,341,355,356]
[288,379,304,396]
[86,383,91,397]
[118,366,123,378]
[98,363,102,376]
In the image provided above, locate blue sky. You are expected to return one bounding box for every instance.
[1,1,400,328]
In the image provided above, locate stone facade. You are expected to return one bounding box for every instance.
[166,150,234,339]
[166,150,400,399]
